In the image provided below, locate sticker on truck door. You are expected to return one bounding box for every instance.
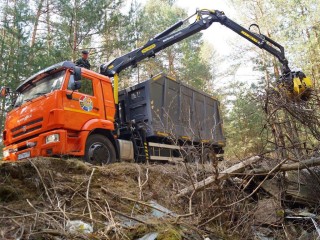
[79,96,93,112]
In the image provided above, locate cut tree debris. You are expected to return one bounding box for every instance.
[177,156,320,198]
[251,157,320,174]
[2,156,320,239]
[176,156,261,197]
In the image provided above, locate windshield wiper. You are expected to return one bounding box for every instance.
[14,103,22,108]
[24,98,34,102]
[23,92,48,103]
[34,92,48,97]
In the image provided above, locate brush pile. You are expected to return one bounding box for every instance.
[1,156,320,239]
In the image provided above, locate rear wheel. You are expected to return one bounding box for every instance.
[201,147,217,164]
[183,145,198,163]
[84,134,116,165]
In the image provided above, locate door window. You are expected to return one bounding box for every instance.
[68,75,94,96]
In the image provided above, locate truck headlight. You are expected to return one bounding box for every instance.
[45,134,60,144]
[3,149,9,158]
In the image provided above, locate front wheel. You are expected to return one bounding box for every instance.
[84,134,116,165]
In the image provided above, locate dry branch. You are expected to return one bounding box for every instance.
[86,168,95,222]
[28,159,54,206]
[198,211,226,228]
[225,159,287,207]
[251,157,320,174]
[177,156,320,198]
[177,156,261,197]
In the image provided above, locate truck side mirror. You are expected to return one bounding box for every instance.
[0,87,10,97]
[66,78,82,99]
[73,66,82,81]
[71,81,81,91]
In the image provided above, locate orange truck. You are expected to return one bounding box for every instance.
[2,62,119,163]
[1,9,312,163]
[2,62,225,163]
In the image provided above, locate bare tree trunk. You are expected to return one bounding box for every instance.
[0,0,9,62]
[72,0,78,61]
[30,0,44,47]
[7,0,17,70]
[46,0,52,50]
[167,49,175,77]
[0,0,16,133]
[283,112,303,157]
[252,157,320,174]
[1,0,9,37]
[261,47,287,159]
[272,112,287,159]
[177,156,261,197]
[267,31,281,78]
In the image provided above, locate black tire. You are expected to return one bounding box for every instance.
[183,146,198,163]
[84,134,116,165]
[201,147,217,164]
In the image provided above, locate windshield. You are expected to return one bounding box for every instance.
[14,70,65,107]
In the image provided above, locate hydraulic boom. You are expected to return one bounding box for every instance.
[100,9,312,101]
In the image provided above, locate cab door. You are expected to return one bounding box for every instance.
[63,71,105,131]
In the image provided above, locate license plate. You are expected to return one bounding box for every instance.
[18,151,31,160]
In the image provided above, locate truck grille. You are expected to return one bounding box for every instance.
[11,118,43,138]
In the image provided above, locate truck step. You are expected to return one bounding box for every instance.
[149,156,184,162]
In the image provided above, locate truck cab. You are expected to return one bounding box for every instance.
[3,61,117,163]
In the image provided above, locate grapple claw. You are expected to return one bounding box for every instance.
[277,71,313,101]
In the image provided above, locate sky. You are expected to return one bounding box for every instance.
[175,0,236,56]
[176,0,264,85]
[126,0,237,56]
[124,0,261,85]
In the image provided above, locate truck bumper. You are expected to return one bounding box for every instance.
[3,130,69,161]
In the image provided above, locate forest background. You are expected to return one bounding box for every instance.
[0,0,319,159]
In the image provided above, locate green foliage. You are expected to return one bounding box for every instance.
[223,82,267,159]
[223,0,320,158]
[180,40,216,91]
[0,0,217,133]
[0,0,217,89]
[120,0,218,90]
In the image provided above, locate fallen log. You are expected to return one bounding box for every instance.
[177,156,261,198]
[251,157,320,174]
[177,156,320,198]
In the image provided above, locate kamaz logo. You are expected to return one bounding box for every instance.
[17,114,32,124]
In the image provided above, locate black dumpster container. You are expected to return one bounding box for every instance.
[118,73,226,147]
